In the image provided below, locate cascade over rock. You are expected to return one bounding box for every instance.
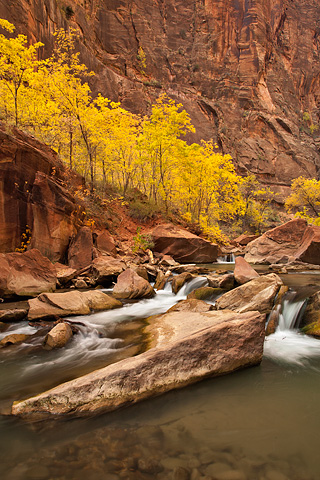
[1,0,320,195]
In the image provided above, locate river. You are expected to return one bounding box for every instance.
[0,268,319,480]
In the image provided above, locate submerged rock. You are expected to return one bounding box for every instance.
[113,268,155,299]
[215,273,283,314]
[28,290,122,320]
[152,224,218,263]
[11,309,265,418]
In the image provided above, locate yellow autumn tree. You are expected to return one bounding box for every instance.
[0,18,43,126]
[285,176,320,225]
[138,94,195,211]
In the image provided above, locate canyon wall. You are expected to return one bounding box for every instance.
[1,0,320,200]
[0,124,84,259]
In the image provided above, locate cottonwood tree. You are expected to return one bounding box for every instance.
[0,18,43,126]
[285,176,320,225]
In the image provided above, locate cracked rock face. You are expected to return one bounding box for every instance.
[1,0,320,196]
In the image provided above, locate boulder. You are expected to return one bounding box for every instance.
[0,249,56,298]
[207,273,235,290]
[154,270,172,290]
[113,269,155,299]
[74,279,88,289]
[159,255,179,267]
[245,218,320,265]
[44,322,73,349]
[233,234,260,246]
[0,334,28,348]
[301,291,320,337]
[234,256,259,285]
[28,290,122,320]
[152,224,218,263]
[91,256,126,284]
[68,227,95,270]
[0,309,28,323]
[11,309,266,418]
[187,286,222,301]
[168,299,213,313]
[215,273,283,314]
[131,265,149,281]
[54,263,77,285]
[94,229,117,256]
[171,272,193,294]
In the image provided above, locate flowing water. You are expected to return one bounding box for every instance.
[0,271,320,479]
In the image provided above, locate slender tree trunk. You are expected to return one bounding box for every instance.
[69,128,73,169]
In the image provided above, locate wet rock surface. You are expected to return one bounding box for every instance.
[44,322,73,349]
[11,309,265,418]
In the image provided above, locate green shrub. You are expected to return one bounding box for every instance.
[133,227,154,252]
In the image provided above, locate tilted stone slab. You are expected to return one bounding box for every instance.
[215,273,282,314]
[28,290,122,320]
[11,309,265,419]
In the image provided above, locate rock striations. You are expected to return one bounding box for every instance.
[1,0,320,197]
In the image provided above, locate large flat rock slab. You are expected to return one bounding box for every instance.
[11,309,265,419]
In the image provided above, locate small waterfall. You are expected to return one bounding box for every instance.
[277,291,308,331]
[264,289,320,365]
[217,253,235,264]
[177,276,208,297]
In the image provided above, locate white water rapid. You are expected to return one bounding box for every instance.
[20,276,209,378]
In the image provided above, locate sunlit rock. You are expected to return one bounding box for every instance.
[11,309,265,418]
[215,273,283,314]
